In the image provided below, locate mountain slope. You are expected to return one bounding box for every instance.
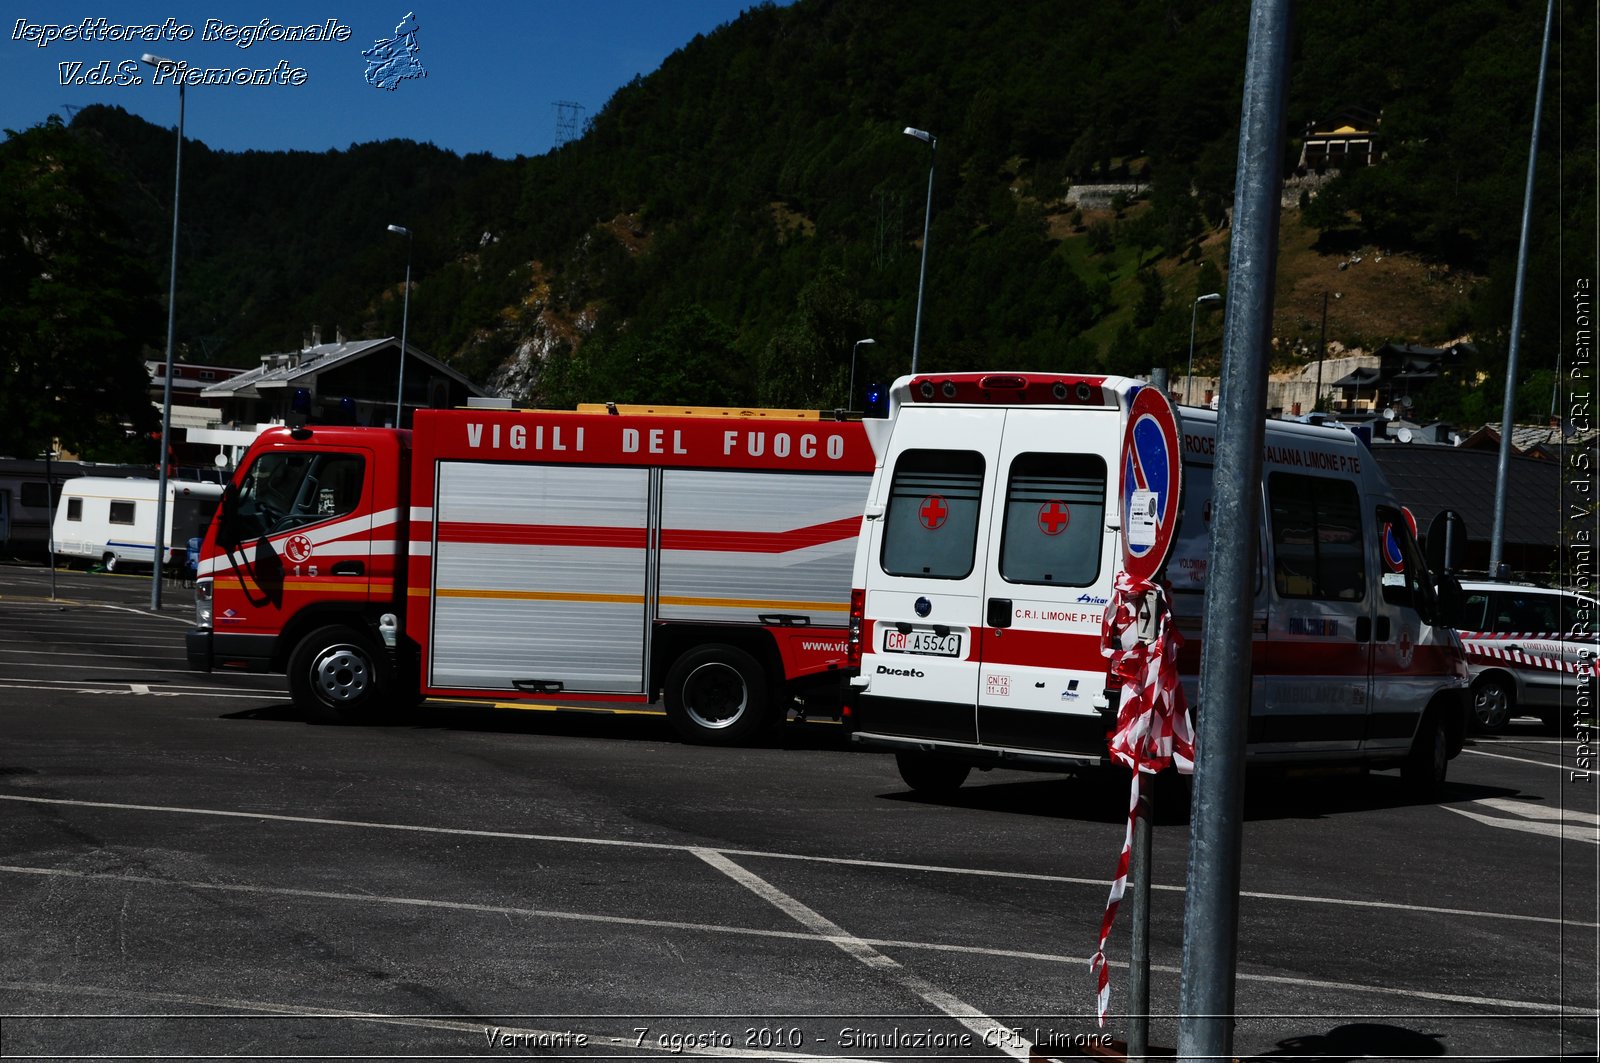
[51,0,1591,421]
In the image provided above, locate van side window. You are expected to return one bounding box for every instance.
[233,452,365,540]
[1457,592,1491,631]
[109,501,137,526]
[998,452,1106,586]
[1491,591,1559,634]
[880,449,985,579]
[66,498,82,522]
[1268,473,1364,601]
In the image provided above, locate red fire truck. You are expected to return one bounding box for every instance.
[186,403,875,743]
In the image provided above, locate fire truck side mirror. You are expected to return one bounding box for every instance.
[216,485,241,546]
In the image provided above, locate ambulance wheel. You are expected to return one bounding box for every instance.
[1402,713,1449,796]
[102,552,117,573]
[289,625,388,725]
[895,752,971,795]
[664,645,774,746]
[1469,676,1514,734]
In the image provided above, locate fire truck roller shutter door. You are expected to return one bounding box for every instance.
[430,462,650,693]
[657,469,867,625]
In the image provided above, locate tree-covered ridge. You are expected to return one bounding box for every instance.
[7,0,1590,456]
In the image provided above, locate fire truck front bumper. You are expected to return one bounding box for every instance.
[186,629,276,674]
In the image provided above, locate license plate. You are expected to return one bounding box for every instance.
[883,629,962,657]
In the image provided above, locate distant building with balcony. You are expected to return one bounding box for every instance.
[1297,108,1382,172]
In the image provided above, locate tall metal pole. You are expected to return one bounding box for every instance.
[388,225,413,428]
[1186,294,1222,405]
[848,338,875,410]
[148,64,184,611]
[1127,776,1153,1060]
[904,127,936,374]
[45,448,57,601]
[1316,291,1328,413]
[1489,0,1555,577]
[1176,0,1293,1058]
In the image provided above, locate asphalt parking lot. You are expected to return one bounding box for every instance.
[0,560,1595,1061]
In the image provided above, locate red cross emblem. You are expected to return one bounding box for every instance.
[1037,500,1070,536]
[918,495,949,530]
[284,534,313,564]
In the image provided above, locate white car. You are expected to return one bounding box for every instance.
[1454,580,1598,733]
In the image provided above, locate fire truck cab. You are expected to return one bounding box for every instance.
[187,404,874,744]
[845,373,1470,794]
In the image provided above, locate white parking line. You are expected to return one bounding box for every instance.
[0,793,1588,929]
[1,863,1586,1018]
[0,681,286,700]
[0,980,893,1061]
[0,598,193,623]
[0,647,183,662]
[692,849,1026,1059]
[1461,747,1567,769]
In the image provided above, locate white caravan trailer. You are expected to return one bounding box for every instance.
[52,478,224,571]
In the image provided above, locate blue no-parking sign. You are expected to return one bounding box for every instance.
[1119,386,1183,582]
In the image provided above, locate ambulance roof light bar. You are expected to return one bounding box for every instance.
[894,372,1122,408]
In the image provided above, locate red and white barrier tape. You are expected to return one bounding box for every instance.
[1090,569,1194,1028]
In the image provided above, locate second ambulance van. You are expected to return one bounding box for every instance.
[845,373,1470,795]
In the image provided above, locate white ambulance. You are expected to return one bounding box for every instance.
[845,372,1470,794]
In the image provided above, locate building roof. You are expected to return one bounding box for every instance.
[200,337,481,399]
[1369,443,1563,548]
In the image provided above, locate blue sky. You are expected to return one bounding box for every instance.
[2,2,764,158]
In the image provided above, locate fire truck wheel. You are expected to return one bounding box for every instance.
[289,625,388,725]
[1401,712,1448,796]
[895,752,971,795]
[1469,676,1514,734]
[664,645,774,745]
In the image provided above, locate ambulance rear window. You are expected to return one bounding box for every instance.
[998,453,1106,586]
[881,449,985,579]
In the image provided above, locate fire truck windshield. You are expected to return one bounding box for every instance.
[229,451,365,541]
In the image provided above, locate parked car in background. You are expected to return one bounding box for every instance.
[1454,580,1598,733]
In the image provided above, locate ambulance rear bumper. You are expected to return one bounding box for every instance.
[849,693,1112,768]
[851,730,1107,770]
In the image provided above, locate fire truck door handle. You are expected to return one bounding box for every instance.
[986,598,1012,629]
[331,561,364,576]
[758,613,811,627]
[1355,616,1372,642]
[1376,616,1392,642]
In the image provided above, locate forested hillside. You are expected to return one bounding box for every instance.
[12,0,1594,443]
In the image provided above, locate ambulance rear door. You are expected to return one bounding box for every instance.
[858,406,1005,743]
[972,408,1119,754]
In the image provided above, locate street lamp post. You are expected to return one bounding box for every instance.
[142,52,184,610]
[387,224,413,427]
[1186,292,1223,405]
[848,338,876,410]
[903,126,936,375]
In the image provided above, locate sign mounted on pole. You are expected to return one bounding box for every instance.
[1118,385,1184,581]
